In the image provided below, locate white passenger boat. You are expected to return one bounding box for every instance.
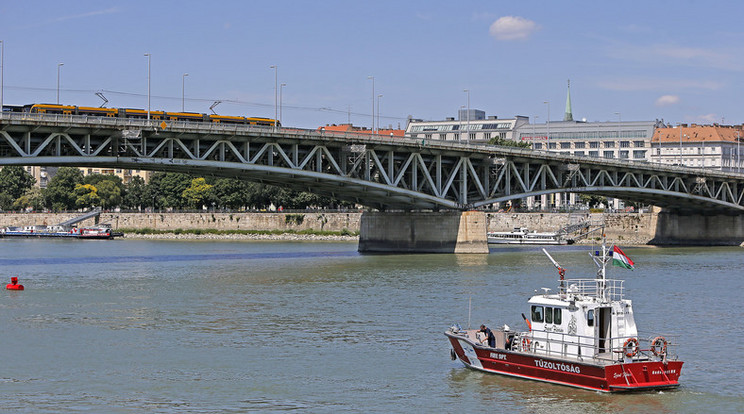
[487,227,570,245]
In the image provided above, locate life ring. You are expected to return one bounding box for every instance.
[521,337,532,352]
[623,337,639,358]
[651,336,668,356]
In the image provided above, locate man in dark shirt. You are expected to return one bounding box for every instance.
[479,324,495,348]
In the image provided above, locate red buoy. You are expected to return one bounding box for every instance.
[6,277,24,291]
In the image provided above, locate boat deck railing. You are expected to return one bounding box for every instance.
[563,278,625,301]
[510,329,678,364]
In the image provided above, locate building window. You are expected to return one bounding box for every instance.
[534,143,543,150]
[439,134,447,140]
[589,142,599,148]
[560,142,571,149]
[589,151,599,157]
[604,141,615,148]
[619,150,629,159]
[603,151,615,158]
[425,134,432,139]
[469,133,476,140]
[483,132,491,140]
[575,142,586,149]
[633,140,645,147]
[633,150,647,159]
[548,142,557,149]
[620,141,630,148]
[574,150,585,156]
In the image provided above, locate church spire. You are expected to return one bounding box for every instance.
[564,79,573,122]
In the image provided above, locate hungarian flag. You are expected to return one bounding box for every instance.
[611,245,634,269]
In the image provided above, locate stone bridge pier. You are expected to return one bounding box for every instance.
[651,210,744,245]
[358,211,489,254]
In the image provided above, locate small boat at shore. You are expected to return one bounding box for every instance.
[487,227,570,245]
[445,237,683,392]
[1,225,122,239]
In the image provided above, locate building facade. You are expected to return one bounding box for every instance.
[652,124,744,171]
[405,112,529,143]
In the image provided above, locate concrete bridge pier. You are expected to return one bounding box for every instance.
[650,210,744,245]
[358,211,489,254]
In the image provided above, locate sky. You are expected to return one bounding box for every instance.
[1,0,743,129]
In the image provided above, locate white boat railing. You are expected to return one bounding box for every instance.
[511,329,678,363]
[563,278,625,301]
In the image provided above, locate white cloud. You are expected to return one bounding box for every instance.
[655,95,680,106]
[489,16,539,41]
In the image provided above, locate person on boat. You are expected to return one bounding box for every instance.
[479,325,496,348]
[6,277,24,291]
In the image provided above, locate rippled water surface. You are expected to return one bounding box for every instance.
[1,238,742,413]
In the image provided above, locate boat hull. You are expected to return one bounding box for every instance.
[446,333,682,392]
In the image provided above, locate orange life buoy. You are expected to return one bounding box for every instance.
[623,337,639,358]
[651,336,668,356]
[521,337,531,352]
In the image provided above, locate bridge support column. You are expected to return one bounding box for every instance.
[650,210,744,245]
[358,211,488,254]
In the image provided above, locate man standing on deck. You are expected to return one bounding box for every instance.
[479,324,495,348]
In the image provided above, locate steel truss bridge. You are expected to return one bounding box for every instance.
[2,112,744,213]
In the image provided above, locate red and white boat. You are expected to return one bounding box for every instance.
[445,239,683,392]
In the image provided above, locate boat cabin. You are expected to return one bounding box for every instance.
[525,278,638,360]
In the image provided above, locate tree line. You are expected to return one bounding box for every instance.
[0,166,352,212]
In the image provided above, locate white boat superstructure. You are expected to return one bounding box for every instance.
[487,227,569,245]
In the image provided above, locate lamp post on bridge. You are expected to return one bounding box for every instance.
[368,75,375,133]
[737,130,741,173]
[0,40,4,111]
[56,62,64,105]
[544,101,550,151]
[144,53,151,121]
[181,73,188,112]
[270,65,277,130]
[377,94,382,132]
[463,89,470,140]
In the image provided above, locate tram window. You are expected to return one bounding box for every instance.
[587,309,594,327]
[554,308,562,324]
[531,306,544,323]
[545,307,553,324]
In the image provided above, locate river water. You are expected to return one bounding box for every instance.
[1,238,742,413]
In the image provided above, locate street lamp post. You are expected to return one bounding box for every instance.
[0,40,4,111]
[270,65,277,130]
[544,101,550,151]
[144,53,151,121]
[463,89,470,140]
[459,105,465,141]
[377,94,382,131]
[56,63,64,105]
[181,73,188,112]
[368,76,375,133]
[280,83,286,125]
[737,131,741,173]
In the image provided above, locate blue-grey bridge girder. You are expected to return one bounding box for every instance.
[1,112,744,213]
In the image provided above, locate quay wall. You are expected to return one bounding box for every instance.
[0,211,657,243]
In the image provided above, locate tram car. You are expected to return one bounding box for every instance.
[8,103,279,127]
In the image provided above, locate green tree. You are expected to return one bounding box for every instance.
[489,137,531,148]
[12,187,45,211]
[74,183,100,209]
[182,177,214,209]
[123,176,147,210]
[154,172,192,209]
[579,194,608,208]
[44,167,84,211]
[213,178,251,209]
[96,180,122,209]
[0,166,36,209]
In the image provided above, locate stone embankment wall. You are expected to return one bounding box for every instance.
[0,211,658,244]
